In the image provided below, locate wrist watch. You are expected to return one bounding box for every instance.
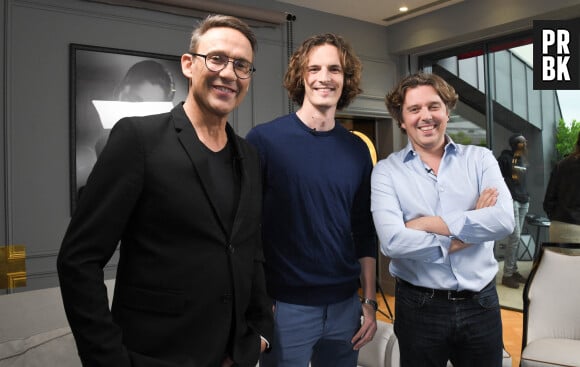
[361,298,378,311]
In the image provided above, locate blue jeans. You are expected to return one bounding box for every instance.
[260,293,361,367]
[394,280,503,367]
[504,200,529,276]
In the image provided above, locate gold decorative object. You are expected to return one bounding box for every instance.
[0,245,26,289]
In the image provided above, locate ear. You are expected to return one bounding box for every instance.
[181,53,194,79]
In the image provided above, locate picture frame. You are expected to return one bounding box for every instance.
[69,44,188,213]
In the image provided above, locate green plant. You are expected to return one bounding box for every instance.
[555,119,580,160]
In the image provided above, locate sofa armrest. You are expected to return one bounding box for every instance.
[357,320,399,367]
[0,327,81,367]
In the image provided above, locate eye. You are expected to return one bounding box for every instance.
[234,59,251,72]
[307,66,320,73]
[329,66,343,73]
[207,54,227,65]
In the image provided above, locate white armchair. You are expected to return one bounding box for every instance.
[520,243,580,367]
[357,320,399,367]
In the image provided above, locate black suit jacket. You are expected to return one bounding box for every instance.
[57,104,273,367]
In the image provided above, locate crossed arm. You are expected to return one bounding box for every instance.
[404,187,499,253]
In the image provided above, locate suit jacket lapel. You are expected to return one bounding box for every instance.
[172,106,229,237]
[227,127,251,242]
[172,105,253,243]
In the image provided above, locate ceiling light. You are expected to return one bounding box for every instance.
[399,6,409,12]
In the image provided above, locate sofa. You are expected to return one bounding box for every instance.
[0,281,512,367]
[0,281,401,367]
[0,280,115,367]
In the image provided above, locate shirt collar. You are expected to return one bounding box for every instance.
[402,134,461,163]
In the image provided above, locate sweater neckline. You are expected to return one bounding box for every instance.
[292,113,336,136]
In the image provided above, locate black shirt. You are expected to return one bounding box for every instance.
[204,141,240,235]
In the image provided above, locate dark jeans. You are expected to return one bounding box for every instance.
[394,279,503,367]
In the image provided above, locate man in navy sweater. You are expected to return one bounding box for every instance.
[246,33,377,367]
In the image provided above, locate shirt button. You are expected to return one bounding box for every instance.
[227,244,235,254]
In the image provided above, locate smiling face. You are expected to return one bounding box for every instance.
[401,85,450,154]
[181,27,253,119]
[301,44,344,112]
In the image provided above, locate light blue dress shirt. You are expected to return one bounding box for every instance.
[371,138,515,292]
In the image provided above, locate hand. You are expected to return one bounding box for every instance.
[221,356,234,367]
[260,338,267,353]
[475,188,498,209]
[351,303,377,350]
[449,238,471,253]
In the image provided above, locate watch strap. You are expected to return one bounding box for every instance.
[361,298,378,311]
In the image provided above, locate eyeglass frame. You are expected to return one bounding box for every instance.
[190,52,256,79]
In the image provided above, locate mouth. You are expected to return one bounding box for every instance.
[418,124,437,133]
[313,86,337,96]
[419,125,435,131]
[213,85,238,95]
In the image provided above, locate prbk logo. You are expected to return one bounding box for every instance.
[533,20,580,90]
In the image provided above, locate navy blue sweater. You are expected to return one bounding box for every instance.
[246,113,377,305]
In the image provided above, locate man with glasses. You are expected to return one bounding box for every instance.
[247,33,378,367]
[58,14,273,367]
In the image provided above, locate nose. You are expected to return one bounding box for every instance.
[219,61,238,80]
[320,68,332,82]
[420,107,432,120]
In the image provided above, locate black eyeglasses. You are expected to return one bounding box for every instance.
[191,52,255,79]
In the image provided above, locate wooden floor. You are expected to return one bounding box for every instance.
[375,294,523,367]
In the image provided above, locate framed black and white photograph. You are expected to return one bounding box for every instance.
[69,44,188,212]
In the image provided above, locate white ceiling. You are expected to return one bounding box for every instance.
[276,0,464,26]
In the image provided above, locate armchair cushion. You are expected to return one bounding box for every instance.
[521,338,580,367]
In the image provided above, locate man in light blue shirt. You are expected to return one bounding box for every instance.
[371,72,514,367]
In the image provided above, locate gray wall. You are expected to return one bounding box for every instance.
[4,0,580,293]
[1,0,394,292]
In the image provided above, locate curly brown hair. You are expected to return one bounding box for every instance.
[385,72,458,132]
[284,33,362,110]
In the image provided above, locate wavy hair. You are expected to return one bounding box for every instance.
[385,72,458,132]
[284,33,362,110]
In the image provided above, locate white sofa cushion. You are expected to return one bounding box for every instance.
[521,338,580,367]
